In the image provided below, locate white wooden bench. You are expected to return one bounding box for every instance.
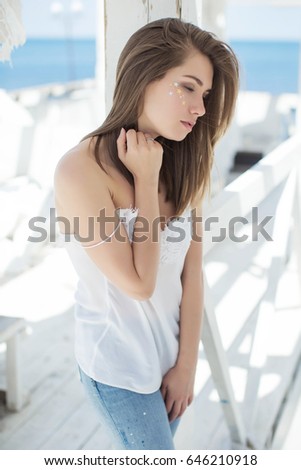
[0,315,27,411]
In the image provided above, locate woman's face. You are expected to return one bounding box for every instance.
[138,51,213,141]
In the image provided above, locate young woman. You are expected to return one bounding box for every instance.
[54,18,239,450]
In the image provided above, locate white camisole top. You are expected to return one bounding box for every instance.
[60,205,192,393]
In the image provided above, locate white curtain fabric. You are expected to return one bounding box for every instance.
[0,0,26,62]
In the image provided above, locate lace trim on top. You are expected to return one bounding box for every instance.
[159,207,192,264]
[117,205,192,265]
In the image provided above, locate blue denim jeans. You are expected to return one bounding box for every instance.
[79,367,180,450]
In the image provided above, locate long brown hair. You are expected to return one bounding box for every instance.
[83,18,239,215]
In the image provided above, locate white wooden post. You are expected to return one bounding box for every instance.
[6,334,23,411]
[0,316,27,411]
[96,0,183,116]
[202,274,247,447]
[104,0,149,113]
[148,0,181,20]
[181,0,202,24]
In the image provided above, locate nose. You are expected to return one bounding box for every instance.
[191,98,206,117]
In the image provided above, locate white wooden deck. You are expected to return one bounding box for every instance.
[0,239,300,450]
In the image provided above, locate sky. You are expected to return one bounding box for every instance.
[22,0,97,38]
[21,0,301,41]
[226,4,301,40]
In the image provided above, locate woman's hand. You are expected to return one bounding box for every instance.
[160,363,196,422]
[116,128,163,184]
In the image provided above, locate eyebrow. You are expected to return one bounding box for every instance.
[182,74,211,91]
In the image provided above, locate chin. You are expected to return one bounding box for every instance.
[161,131,188,142]
[170,136,188,143]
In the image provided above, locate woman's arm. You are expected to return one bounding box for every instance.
[118,129,163,298]
[161,204,204,422]
[54,131,163,301]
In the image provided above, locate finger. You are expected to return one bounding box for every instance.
[169,401,182,422]
[139,132,156,147]
[178,400,188,418]
[137,131,147,139]
[126,129,138,149]
[116,128,126,159]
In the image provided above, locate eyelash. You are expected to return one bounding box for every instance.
[183,85,194,92]
[182,85,210,100]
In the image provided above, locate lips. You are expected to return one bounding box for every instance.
[180,120,195,131]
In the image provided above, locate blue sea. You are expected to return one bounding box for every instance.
[0,38,299,94]
[0,38,96,90]
[230,40,300,94]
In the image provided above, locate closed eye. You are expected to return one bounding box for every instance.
[184,86,194,92]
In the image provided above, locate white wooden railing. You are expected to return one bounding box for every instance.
[188,135,301,449]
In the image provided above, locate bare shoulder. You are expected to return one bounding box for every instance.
[55,138,103,187]
[54,137,117,235]
[54,137,114,203]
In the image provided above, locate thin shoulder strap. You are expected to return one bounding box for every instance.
[79,220,121,249]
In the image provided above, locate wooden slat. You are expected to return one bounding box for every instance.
[202,275,247,446]
[272,359,301,449]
